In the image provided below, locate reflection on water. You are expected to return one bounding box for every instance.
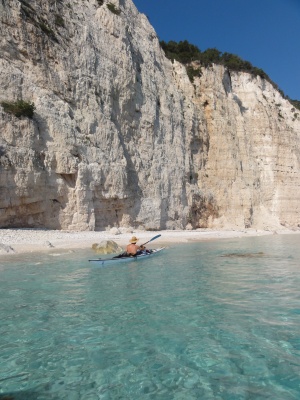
[0,234,300,399]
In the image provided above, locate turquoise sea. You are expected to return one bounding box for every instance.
[0,234,300,400]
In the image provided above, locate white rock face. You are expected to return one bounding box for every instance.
[193,67,300,230]
[0,0,299,231]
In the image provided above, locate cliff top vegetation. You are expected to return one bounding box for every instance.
[160,40,300,110]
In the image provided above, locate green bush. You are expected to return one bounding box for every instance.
[290,99,300,111]
[159,39,300,102]
[160,40,273,82]
[186,65,201,82]
[107,2,121,15]
[55,14,65,27]
[39,21,53,35]
[160,40,201,64]
[1,100,36,118]
[198,48,222,67]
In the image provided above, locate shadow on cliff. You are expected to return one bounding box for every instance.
[3,112,75,230]
[0,112,66,229]
[0,145,5,157]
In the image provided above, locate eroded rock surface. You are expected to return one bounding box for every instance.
[0,0,299,231]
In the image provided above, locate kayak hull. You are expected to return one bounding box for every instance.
[88,247,165,265]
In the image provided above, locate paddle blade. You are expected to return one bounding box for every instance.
[148,234,161,242]
[141,234,161,246]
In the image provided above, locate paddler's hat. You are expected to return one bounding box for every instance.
[129,236,139,243]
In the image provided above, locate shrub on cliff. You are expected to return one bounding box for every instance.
[290,99,300,110]
[160,40,201,64]
[107,2,121,15]
[1,100,35,118]
[162,40,300,104]
[160,40,276,86]
[55,14,65,27]
[186,65,201,82]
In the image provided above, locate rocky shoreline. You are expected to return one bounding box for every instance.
[1,228,299,256]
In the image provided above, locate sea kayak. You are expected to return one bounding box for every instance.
[88,247,165,265]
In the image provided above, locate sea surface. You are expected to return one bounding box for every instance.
[0,234,300,400]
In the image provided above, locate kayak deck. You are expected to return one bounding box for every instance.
[89,247,165,265]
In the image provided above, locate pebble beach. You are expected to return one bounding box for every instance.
[1,227,299,256]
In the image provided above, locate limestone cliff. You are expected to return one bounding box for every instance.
[0,0,299,231]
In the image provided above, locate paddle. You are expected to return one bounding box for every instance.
[140,234,161,247]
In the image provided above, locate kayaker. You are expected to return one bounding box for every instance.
[124,236,152,256]
[126,236,141,256]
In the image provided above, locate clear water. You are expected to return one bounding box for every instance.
[0,235,300,400]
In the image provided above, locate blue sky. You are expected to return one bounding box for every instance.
[133,0,300,100]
